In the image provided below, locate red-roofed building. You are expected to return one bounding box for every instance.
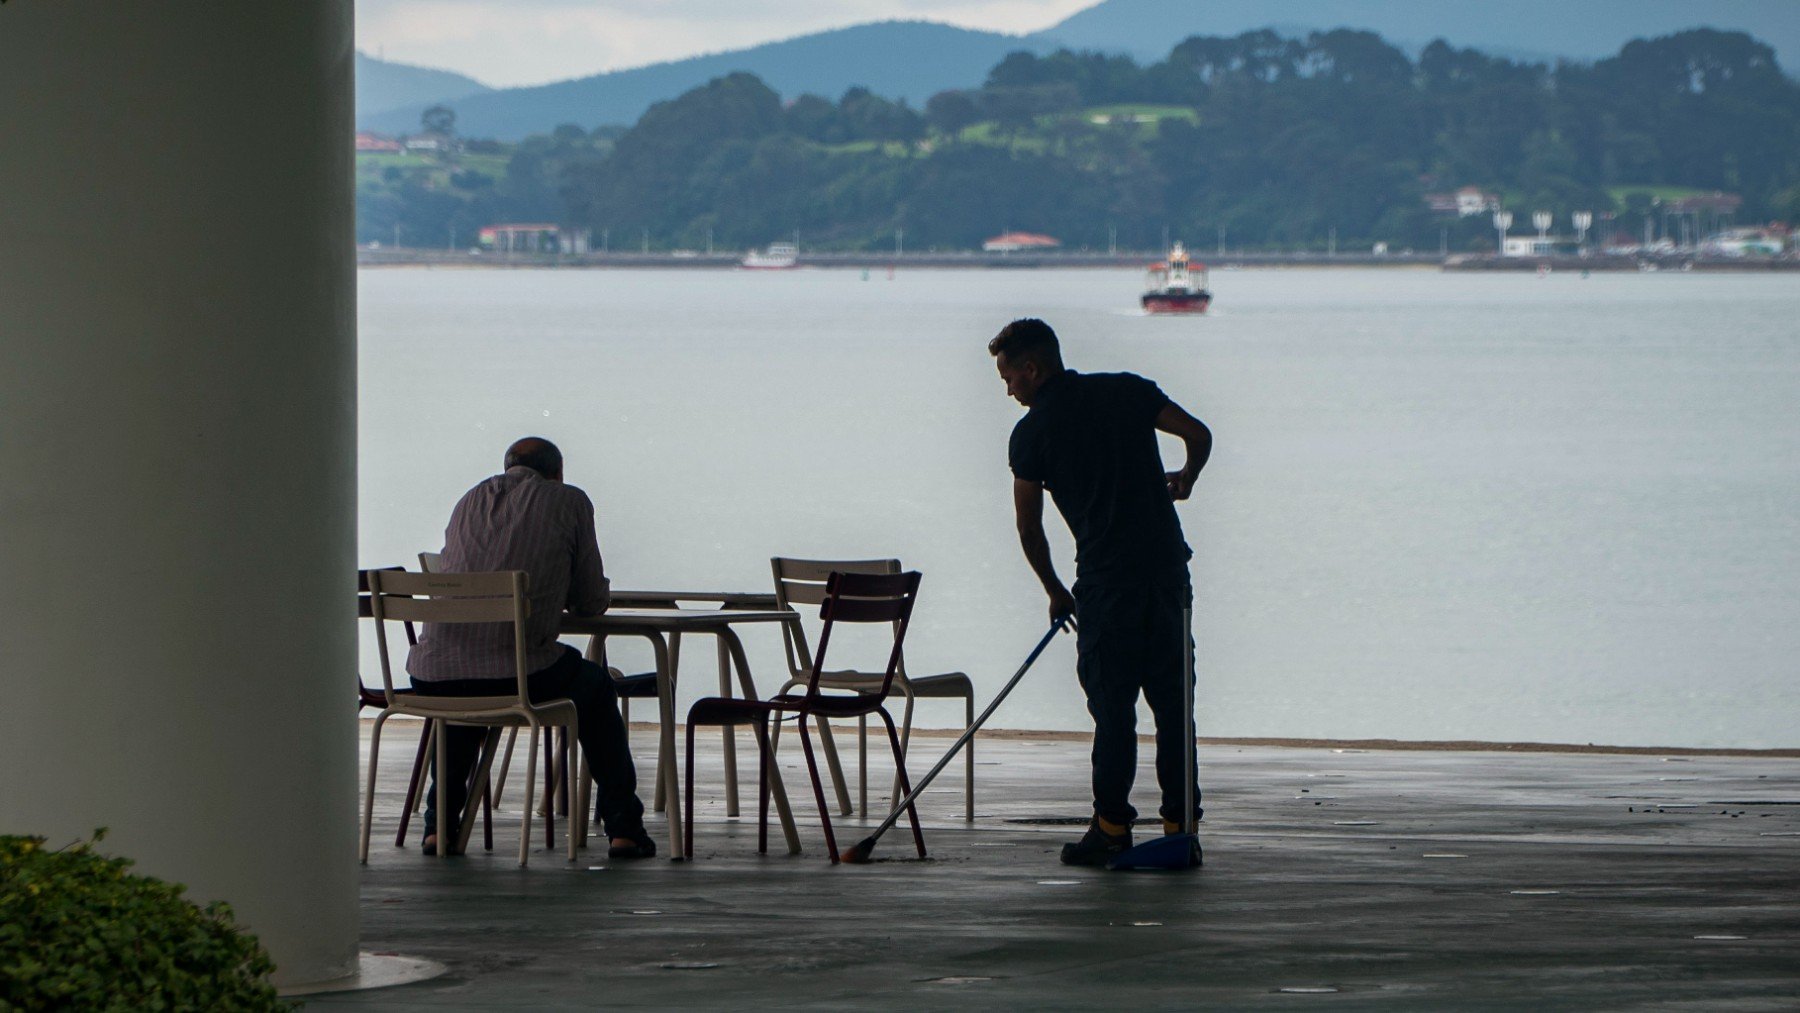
[982,231,1061,253]
[355,131,401,153]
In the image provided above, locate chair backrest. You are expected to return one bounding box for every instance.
[418,551,445,573]
[357,567,417,707]
[365,569,531,707]
[804,570,922,702]
[771,557,902,680]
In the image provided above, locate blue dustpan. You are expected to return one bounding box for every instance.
[1107,832,1202,871]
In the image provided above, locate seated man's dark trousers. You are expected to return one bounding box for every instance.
[1073,579,1202,828]
[417,645,644,841]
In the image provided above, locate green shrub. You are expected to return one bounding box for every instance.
[0,831,288,1011]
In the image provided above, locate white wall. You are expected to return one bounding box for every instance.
[0,1,359,987]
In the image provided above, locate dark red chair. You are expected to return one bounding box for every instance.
[684,570,925,863]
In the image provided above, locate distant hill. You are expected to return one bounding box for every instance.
[359,20,1044,141]
[355,51,491,126]
[1032,0,1800,72]
[359,1,1800,142]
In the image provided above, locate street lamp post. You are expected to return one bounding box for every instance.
[1533,210,1552,254]
[1572,210,1593,254]
[1493,211,1513,257]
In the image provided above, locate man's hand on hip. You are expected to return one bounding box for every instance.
[1166,468,1198,501]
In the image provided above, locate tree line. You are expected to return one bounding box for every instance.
[357,28,1800,253]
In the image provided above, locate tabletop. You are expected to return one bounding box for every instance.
[560,608,796,633]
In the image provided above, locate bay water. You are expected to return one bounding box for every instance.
[358,266,1799,748]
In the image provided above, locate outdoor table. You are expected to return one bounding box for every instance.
[560,603,801,860]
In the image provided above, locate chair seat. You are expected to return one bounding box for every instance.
[769,692,888,720]
[811,670,972,697]
[386,696,578,728]
[686,695,781,726]
[611,670,659,698]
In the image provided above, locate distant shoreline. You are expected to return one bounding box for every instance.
[357,249,1800,272]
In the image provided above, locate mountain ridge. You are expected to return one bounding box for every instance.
[355,51,490,123]
[358,21,1040,140]
[356,0,1799,140]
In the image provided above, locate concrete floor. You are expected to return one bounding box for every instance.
[321,722,1800,1010]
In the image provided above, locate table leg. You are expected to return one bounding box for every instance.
[651,632,682,813]
[721,629,799,854]
[648,634,683,860]
[716,636,740,817]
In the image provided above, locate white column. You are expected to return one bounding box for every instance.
[0,1,358,988]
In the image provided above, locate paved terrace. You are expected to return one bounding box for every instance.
[322,723,1800,1010]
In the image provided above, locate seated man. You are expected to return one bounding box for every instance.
[407,436,653,858]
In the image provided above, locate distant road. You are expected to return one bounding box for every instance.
[357,249,1799,271]
[357,249,1445,269]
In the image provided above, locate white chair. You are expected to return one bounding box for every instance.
[770,557,977,819]
[361,569,579,866]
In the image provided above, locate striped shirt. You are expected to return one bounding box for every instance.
[406,466,610,682]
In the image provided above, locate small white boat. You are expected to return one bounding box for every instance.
[742,242,799,270]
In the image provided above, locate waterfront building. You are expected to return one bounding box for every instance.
[355,131,402,153]
[982,231,1062,253]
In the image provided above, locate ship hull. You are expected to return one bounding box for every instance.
[1141,291,1212,314]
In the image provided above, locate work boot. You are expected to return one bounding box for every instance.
[1059,817,1132,866]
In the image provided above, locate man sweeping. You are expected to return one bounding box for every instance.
[989,318,1212,866]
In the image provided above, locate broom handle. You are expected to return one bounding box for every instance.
[867,616,1069,840]
[1184,604,1196,836]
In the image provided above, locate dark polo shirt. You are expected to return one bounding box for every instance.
[1008,370,1192,585]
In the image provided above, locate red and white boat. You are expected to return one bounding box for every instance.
[1141,242,1211,314]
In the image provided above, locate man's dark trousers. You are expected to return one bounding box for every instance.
[1074,579,1201,827]
[417,646,645,840]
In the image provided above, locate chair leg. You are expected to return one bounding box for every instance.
[434,717,451,860]
[519,724,539,868]
[858,715,868,817]
[763,691,805,831]
[468,729,496,854]
[395,718,432,847]
[551,728,568,816]
[814,715,853,817]
[684,718,698,860]
[878,707,927,858]
[577,754,593,848]
[965,691,976,821]
[483,776,494,852]
[542,727,556,848]
[756,716,770,855]
[888,689,916,820]
[797,716,839,863]
[360,711,390,864]
[411,719,436,815]
[492,726,517,807]
[456,728,502,857]
[565,721,578,862]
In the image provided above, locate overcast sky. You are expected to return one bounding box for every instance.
[357,0,1096,88]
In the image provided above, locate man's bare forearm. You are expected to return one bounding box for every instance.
[1018,523,1064,595]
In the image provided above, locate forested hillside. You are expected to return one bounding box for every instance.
[357,28,1800,253]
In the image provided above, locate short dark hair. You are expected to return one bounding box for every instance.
[504,437,562,478]
[988,318,1063,369]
